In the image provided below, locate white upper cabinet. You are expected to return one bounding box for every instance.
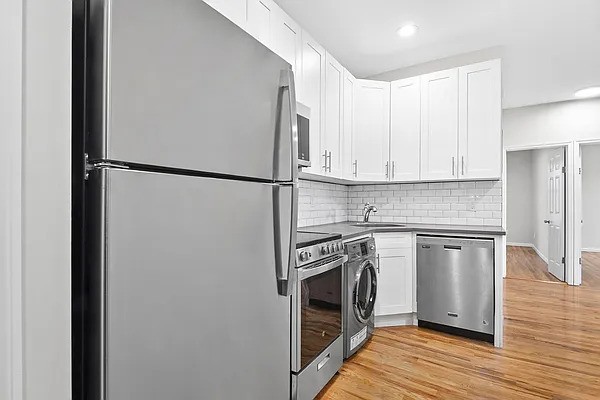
[203,0,247,28]
[458,59,502,180]
[299,33,326,174]
[390,77,421,182]
[323,53,344,177]
[246,0,275,48]
[354,80,390,181]
[270,7,302,74]
[342,69,356,180]
[420,68,459,181]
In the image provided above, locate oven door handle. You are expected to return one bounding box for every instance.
[298,255,348,281]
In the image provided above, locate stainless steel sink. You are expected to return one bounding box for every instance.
[351,222,406,228]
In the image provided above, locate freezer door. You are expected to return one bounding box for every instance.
[95,169,292,399]
[87,0,297,182]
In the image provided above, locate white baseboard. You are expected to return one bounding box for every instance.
[531,244,549,264]
[375,313,417,328]
[507,242,533,247]
[582,248,600,253]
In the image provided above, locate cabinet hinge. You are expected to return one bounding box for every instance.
[562,166,566,174]
[579,257,582,265]
[579,167,582,175]
[561,256,565,264]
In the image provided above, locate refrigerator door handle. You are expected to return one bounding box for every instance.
[276,69,299,183]
[273,183,298,296]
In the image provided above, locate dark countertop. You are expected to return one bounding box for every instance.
[300,222,506,241]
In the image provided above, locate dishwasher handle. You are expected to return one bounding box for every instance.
[444,245,462,251]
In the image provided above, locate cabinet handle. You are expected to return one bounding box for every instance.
[376,254,380,273]
[353,160,358,177]
[385,161,389,179]
[461,156,465,176]
[322,150,328,171]
[452,157,455,176]
[328,151,332,173]
[392,161,395,180]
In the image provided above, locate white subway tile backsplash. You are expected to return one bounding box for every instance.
[298,179,503,228]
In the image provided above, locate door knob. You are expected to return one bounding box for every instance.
[544,220,551,224]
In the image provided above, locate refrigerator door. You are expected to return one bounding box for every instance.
[87,0,298,182]
[93,168,293,399]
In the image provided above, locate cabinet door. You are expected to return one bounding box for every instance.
[246,0,275,48]
[420,68,458,181]
[390,77,421,182]
[375,247,413,316]
[354,80,390,181]
[203,0,247,29]
[299,33,326,174]
[270,7,302,77]
[323,53,344,177]
[342,69,356,180]
[458,59,502,179]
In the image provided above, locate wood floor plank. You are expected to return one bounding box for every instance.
[316,278,600,400]
[582,251,600,289]
[506,246,562,283]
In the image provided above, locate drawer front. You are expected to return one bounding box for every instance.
[374,233,412,249]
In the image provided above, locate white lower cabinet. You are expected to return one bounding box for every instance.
[374,233,414,316]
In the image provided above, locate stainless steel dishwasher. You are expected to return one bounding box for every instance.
[416,236,494,343]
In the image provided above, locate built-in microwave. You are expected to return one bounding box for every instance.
[297,102,311,168]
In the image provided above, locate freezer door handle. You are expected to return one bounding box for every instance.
[273,184,297,296]
[276,69,299,183]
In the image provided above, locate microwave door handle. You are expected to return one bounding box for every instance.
[277,69,299,183]
[273,184,297,296]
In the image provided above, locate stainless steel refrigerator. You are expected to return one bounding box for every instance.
[75,0,298,398]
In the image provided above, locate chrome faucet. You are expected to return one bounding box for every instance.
[363,203,378,222]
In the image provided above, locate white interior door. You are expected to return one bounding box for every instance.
[547,149,565,281]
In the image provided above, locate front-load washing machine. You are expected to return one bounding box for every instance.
[343,237,378,358]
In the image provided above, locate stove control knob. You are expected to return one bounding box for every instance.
[369,244,375,251]
[299,251,309,262]
[321,246,328,255]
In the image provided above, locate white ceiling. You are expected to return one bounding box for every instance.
[274,0,600,109]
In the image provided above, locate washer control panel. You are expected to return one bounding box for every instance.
[345,237,376,262]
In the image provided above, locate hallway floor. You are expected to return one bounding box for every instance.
[506,245,562,283]
[317,278,600,399]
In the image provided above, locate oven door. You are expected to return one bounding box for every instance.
[291,254,347,373]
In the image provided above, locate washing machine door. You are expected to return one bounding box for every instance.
[353,260,378,323]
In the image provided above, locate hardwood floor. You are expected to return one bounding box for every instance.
[581,251,600,289]
[316,278,600,400]
[506,245,562,283]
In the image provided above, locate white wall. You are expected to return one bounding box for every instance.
[506,151,533,244]
[22,0,72,399]
[504,98,600,148]
[582,144,600,251]
[1,0,24,399]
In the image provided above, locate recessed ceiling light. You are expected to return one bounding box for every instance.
[574,86,600,99]
[397,23,418,38]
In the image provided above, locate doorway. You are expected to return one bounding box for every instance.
[577,143,600,289]
[506,147,567,283]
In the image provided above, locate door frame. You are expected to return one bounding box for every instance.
[503,141,575,284]
[574,139,600,286]
[0,0,24,397]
